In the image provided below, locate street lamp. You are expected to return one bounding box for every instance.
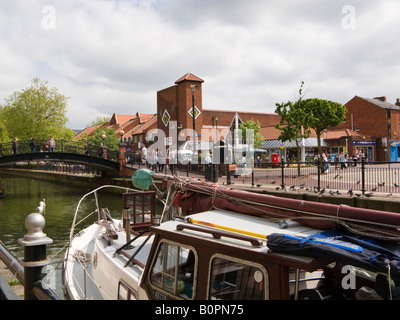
[191,85,197,162]
[101,133,106,146]
[176,122,182,175]
[119,130,125,143]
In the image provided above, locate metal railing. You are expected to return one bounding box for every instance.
[232,158,400,196]
[0,139,119,161]
[123,153,400,196]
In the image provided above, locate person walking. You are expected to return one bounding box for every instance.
[12,138,18,154]
[48,136,55,152]
[322,149,329,173]
[29,138,37,153]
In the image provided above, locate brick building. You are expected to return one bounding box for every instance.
[334,96,400,161]
[156,73,280,151]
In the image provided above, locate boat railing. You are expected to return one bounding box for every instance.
[67,185,140,241]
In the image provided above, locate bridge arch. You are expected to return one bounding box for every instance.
[0,139,120,173]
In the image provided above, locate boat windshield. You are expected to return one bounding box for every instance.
[149,241,196,299]
[209,255,267,300]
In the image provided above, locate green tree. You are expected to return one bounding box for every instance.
[297,98,347,157]
[86,116,110,127]
[239,120,264,148]
[275,81,312,170]
[86,127,119,150]
[1,77,74,141]
[0,106,10,142]
[275,101,312,172]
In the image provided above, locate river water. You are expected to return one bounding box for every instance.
[0,172,129,298]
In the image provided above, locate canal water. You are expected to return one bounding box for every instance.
[0,172,129,298]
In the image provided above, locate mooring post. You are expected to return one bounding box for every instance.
[18,212,53,300]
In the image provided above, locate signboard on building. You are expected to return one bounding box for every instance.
[353,140,376,145]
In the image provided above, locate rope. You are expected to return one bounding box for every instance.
[174,178,400,241]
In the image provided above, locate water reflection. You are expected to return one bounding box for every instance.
[0,173,127,297]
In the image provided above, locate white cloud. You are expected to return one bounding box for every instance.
[0,0,399,129]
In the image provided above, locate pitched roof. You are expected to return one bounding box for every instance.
[325,129,362,140]
[356,96,400,110]
[175,73,204,84]
[74,125,102,140]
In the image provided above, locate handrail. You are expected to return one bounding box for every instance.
[0,139,119,161]
[176,224,263,247]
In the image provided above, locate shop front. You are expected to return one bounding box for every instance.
[352,140,376,162]
[390,141,400,162]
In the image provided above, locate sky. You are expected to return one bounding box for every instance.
[0,0,399,130]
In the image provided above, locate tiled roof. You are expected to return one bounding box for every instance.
[325,129,362,140]
[357,96,400,110]
[175,73,204,84]
[74,125,102,140]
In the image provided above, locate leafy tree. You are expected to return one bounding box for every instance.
[86,127,119,150]
[239,120,264,148]
[0,107,10,143]
[275,101,312,174]
[296,98,347,158]
[86,116,110,127]
[275,81,312,167]
[1,77,74,141]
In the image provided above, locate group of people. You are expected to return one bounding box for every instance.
[11,136,56,154]
[320,149,357,173]
[140,144,167,172]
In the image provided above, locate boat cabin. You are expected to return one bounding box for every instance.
[138,209,376,300]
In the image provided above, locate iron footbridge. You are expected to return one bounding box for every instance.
[0,139,120,172]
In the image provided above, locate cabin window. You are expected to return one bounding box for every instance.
[118,281,137,300]
[149,241,196,299]
[209,256,267,300]
[123,192,155,232]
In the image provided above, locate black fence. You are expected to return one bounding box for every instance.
[0,139,119,161]
[125,154,400,196]
[232,158,400,196]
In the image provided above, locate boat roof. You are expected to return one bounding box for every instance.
[154,209,322,252]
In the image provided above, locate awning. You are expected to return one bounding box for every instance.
[260,138,329,149]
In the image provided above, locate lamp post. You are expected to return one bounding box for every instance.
[176,122,182,175]
[119,130,125,143]
[191,85,197,162]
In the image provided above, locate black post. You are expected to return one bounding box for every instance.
[251,168,255,187]
[227,164,231,185]
[361,156,366,195]
[281,156,285,188]
[317,156,321,191]
[18,213,53,300]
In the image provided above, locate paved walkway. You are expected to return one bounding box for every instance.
[0,259,24,299]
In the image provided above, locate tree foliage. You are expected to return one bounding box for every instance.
[275,81,347,160]
[275,82,312,166]
[239,120,264,148]
[86,116,111,127]
[1,78,74,141]
[85,127,119,150]
[297,98,347,156]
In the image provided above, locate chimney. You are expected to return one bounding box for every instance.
[396,98,400,107]
[373,96,387,102]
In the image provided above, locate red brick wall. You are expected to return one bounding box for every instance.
[337,96,387,137]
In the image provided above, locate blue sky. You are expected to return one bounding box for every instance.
[1,0,399,129]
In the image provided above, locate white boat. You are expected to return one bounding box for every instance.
[63,173,400,300]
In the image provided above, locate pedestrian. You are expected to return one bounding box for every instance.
[141,143,147,166]
[339,152,346,169]
[12,137,18,154]
[205,152,212,164]
[241,154,246,168]
[29,138,37,153]
[48,136,55,152]
[322,149,329,173]
[150,148,158,171]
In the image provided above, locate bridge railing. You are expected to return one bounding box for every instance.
[0,140,119,161]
